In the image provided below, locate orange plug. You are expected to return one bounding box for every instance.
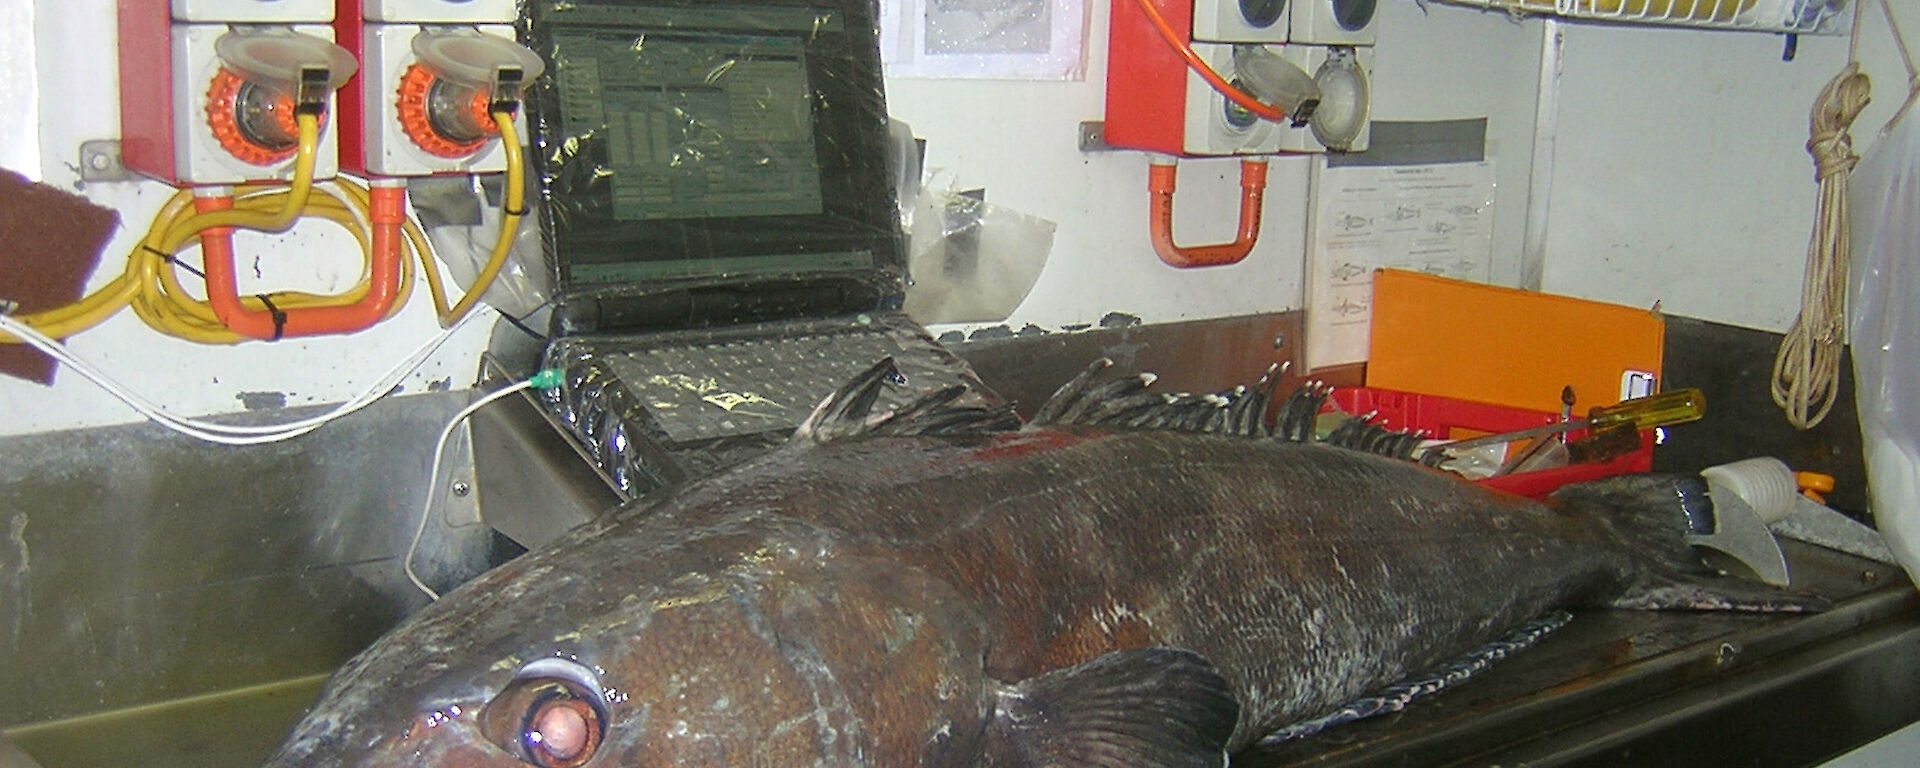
[1796,471,1837,505]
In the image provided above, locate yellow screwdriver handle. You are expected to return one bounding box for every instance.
[1586,388,1706,431]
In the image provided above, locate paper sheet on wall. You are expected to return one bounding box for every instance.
[1305,160,1497,371]
[878,0,1087,80]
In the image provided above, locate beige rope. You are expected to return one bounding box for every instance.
[1771,7,1873,430]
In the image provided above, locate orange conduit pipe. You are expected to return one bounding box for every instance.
[1148,158,1268,268]
[195,181,407,340]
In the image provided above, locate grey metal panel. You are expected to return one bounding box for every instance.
[1326,119,1488,168]
[1656,316,1868,515]
[0,392,500,729]
[468,386,623,549]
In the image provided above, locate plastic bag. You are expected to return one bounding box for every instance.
[1847,96,1920,589]
[409,174,551,320]
[902,175,1055,325]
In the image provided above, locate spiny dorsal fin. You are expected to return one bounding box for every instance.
[1032,358,1283,437]
[794,358,1019,445]
[1030,359,1425,458]
[988,649,1238,768]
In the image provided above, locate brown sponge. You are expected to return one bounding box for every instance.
[0,169,121,384]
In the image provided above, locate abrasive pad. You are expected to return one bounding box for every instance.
[0,169,120,384]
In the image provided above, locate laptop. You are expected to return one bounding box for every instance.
[521,0,998,497]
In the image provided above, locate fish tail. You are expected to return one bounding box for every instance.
[1552,474,1832,613]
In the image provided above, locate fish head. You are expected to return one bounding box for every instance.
[264,515,994,768]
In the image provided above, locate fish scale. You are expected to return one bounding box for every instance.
[566,433,1623,749]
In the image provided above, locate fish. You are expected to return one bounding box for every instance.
[262,359,1821,768]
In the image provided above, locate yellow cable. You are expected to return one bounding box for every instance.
[131,186,385,343]
[416,110,526,327]
[5,107,516,343]
[3,113,428,345]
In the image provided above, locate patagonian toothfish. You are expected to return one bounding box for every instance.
[264,359,1819,768]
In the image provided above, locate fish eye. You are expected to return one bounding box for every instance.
[483,659,606,768]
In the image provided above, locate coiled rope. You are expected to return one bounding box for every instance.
[1771,4,1873,429]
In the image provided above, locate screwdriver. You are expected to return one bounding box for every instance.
[1419,388,1705,462]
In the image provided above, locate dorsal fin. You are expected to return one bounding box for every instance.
[1031,359,1283,438]
[794,358,1020,445]
[1030,360,1425,457]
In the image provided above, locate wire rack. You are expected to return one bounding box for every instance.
[1430,0,1850,34]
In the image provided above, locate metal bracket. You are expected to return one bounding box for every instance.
[78,140,135,182]
[1079,121,1115,152]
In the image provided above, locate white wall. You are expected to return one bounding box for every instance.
[0,0,36,180]
[1365,3,1548,286]
[892,0,1546,331]
[885,7,1316,333]
[1539,8,1915,332]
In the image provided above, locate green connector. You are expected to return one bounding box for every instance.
[529,368,565,390]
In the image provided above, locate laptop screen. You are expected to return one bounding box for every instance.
[525,0,904,322]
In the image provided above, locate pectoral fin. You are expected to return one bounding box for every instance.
[987,648,1239,768]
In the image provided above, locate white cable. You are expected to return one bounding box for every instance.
[404,380,535,601]
[0,308,494,444]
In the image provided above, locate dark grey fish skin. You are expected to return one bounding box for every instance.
[262,426,1803,768]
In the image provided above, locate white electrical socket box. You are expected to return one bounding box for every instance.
[1192,0,1290,44]
[1182,43,1283,156]
[172,0,335,22]
[361,0,518,22]
[1277,44,1371,153]
[171,24,343,184]
[357,24,520,176]
[1289,0,1378,46]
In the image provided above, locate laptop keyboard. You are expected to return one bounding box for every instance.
[541,313,998,497]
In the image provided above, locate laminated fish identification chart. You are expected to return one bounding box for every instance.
[1305,161,1497,370]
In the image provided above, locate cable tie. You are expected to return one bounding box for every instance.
[256,294,288,341]
[145,245,209,279]
[503,204,528,217]
[500,311,545,341]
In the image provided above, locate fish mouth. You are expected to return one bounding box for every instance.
[262,711,522,768]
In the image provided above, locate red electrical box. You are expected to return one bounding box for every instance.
[117,1,352,186]
[1105,0,1194,155]
[1106,0,1290,156]
[1106,0,1373,155]
[333,0,538,177]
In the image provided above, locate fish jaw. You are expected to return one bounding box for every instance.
[264,708,519,768]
